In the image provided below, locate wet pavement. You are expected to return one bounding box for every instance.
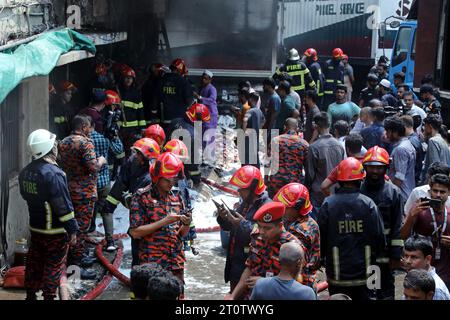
[96,180,237,300]
[96,231,229,300]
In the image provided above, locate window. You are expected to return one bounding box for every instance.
[392,27,412,67]
[0,87,20,179]
[411,30,416,61]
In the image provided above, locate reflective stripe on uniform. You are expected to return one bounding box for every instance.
[44,202,52,230]
[123,101,144,110]
[188,170,201,176]
[324,91,334,95]
[121,120,139,128]
[391,239,404,247]
[326,79,335,83]
[59,212,75,222]
[365,245,371,276]
[384,228,391,235]
[116,152,125,159]
[376,257,390,264]
[332,246,340,281]
[328,278,367,287]
[106,195,120,205]
[138,120,147,126]
[54,116,67,124]
[289,71,303,77]
[292,85,305,91]
[30,227,66,235]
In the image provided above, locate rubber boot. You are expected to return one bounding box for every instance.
[26,290,37,301]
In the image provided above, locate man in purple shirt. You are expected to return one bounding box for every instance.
[195,70,218,164]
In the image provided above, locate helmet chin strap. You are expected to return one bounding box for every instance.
[42,141,58,165]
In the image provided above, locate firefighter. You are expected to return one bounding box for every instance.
[117,66,147,156]
[361,146,405,300]
[317,157,386,300]
[225,202,300,300]
[267,117,309,197]
[274,183,321,291]
[129,152,191,288]
[142,63,168,125]
[359,73,380,108]
[217,166,272,294]
[104,90,126,180]
[144,123,166,148]
[19,129,79,300]
[303,48,325,109]
[158,58,194,129]
[89,63,115,91]
[276,48,315,104]
[58,114,107,279]
[49,81,78,140]
[168,102,212,186]
[323,48,345,110]
[100,137,160,266]
[163,139,199,256]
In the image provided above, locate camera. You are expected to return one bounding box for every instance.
[420,197,443,210]
[104,106,122,139]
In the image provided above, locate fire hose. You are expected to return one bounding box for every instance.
[73,232,329,299]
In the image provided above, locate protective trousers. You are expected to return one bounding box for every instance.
[25,232,69,300]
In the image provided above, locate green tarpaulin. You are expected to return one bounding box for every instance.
[0,28,96,104]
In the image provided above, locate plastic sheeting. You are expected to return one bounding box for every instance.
[0,28,96,104]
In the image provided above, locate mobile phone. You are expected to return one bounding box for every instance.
[429,198,443,209]
[421,197,442,209]
[420,197,431,205]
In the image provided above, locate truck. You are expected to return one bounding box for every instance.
[279,0,413,67]
[159,0,413,79]
[388,19,417,90]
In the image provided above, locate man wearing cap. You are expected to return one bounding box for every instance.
[225,202,300,300]
[318,158,385,300]
[274,183,320,290]
[194,70,218,164]
[378,79,398,107]
[359,74,379,108]
[49,81,78,139]
[361,146,405,300]
[218,166,271,293]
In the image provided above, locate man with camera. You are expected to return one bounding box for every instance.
[401,173,450,288]
[86,91,125,251]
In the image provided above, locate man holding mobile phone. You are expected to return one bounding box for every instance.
[401,174,450,288]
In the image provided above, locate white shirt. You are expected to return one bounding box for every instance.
[430,267,450,300]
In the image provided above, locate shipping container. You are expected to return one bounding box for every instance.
[279,0,413,65]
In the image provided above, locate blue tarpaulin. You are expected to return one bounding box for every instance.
[0,28,96,104]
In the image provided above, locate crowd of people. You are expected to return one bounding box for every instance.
[17,46,450,301]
